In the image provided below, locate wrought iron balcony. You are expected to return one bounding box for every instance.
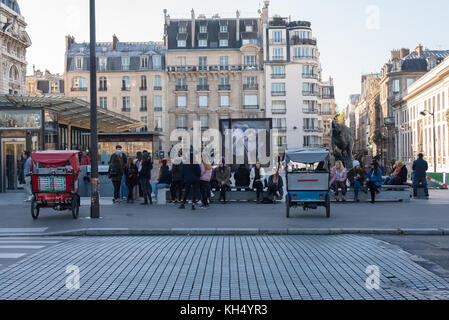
[197,85,210,91]
[175,85,188,91]
[243,84,259,90]
[218,84,231,91]
[303,108,319,114]
[243,105,259,110]
[71,87,88,92]
[272,108,287,114]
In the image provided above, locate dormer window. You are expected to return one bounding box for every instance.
[177,40,186,48]
[200,25,208,33]
[220,25,228,33]
[199,40,208,47]
[75,57,83,70]
[152,55,162,69]
[140,56,149,68]
[245,25,253,32]
[179,25,187,33]
[122,56,130,71]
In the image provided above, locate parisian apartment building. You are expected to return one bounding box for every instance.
[63,35,167,135]
[26,68,64,95]
[62,1,336,154]
[0,0,31,95]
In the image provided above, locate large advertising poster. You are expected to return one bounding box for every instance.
[219,118,272,166]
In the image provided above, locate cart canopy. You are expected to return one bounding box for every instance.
[285,148,330,164]
[31,151,80,174]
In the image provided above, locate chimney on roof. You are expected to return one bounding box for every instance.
[262,1,270,24]
[236,10,240,42]
[400,48,410,59]
[45,69,51,77]
[415,44,423,57]
[191,9,196,47]
[65,35,75,50]
[391,49,400,60]
[112,34,119,51]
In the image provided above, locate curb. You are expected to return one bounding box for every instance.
[0,228,448,237]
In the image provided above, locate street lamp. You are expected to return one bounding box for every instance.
[89,0,100,218]
[420,110,437,173]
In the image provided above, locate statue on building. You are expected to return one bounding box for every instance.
[331,120,354,169]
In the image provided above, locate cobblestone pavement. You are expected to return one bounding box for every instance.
[0,235,449,300]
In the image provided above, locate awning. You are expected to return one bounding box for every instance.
[0,94,144,132]
[285,148,330,164]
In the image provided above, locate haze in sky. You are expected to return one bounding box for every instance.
[20,0,449,111]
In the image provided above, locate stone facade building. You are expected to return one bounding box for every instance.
[63,35,166,136]
[26,68,64,95]
[0,0,31,94]
[319,77,336,149]
[404,56,449,173]
[163,8,265,151]
[380,45,449,168]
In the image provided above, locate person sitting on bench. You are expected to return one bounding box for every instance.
[267,170,284,203]
[234,164,251,189]
[391,162,408,185]
[347,160,366,202]
[250,162,266,203]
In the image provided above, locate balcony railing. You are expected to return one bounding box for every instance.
[243,84,259,90]
[303,108,319,114]
[273,126,287,131]
[218,84,231,91]
[121,86,131,91]
[303,91,319,97]
[269,39,287,45]
[71,87,88,92]
[201,126,209,131]
[293,56,318,61]
[98,87,107,92]
[175,85,188,91]
[197,85,210,91]
[321,94,334,99]
[177,126,188,130]
[140,107,148,112]
[271,91,286,96]
[121,108,131,112]
[139,86,147,91]
[153,86,162,91]
[243,105,259,110]
[302,73,318,79]
[272,108,287,114]
[154,107,163,112]
[271,73,286,79]
[167,64,262,72]
[291,38,317,46]
[303,127,322,133]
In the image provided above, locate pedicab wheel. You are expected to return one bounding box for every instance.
[71,196,80,220]
[31,198,39,220]
[325,194,331,219]
[286,194,290,218]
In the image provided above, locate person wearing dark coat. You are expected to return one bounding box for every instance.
[347,160,366,202]
[392,162,408,185]
[124,157,139,203]
[151,160,172,199]
[170,157,184,203]
[139,152,153,205]
[109,152,124,203]
[234,164,251,188]
[267,171,284,203]
[412,153,429,198]
[179,153,201,210]
[216,162,231,203]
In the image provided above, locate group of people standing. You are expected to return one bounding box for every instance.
[108,146,284,209]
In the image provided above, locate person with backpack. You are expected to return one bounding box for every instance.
[109,150,124,204]
[124,157,139,204]
[139,151,153,205]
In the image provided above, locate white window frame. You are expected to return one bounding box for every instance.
[198,40,208,47]
[219,39,229,47]
[140,55,149,68]
[154,96,162,110]
[152,55,162,69]
[199,95,208,108]
[177,40,186,48]
[177,95,187,108]
[220,95,230,107]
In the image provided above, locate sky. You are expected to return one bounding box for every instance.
[19,0,449,111]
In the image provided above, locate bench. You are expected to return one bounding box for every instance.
[330,185,412,202]
[165,187,271,203]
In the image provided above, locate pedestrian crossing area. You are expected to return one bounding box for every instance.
[0,237,73,271]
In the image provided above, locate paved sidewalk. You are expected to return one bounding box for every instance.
[0,190,447,236]
[0,235,448,300]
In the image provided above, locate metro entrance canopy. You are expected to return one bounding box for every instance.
[0,95,144,132]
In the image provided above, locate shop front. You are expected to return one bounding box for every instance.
[0,95,144,193]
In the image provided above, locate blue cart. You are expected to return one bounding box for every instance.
[285,148,331,218]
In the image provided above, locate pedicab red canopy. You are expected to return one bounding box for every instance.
[31,151,80,179]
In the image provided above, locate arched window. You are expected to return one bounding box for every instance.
[9,65,19,81]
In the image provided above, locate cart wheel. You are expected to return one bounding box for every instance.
[31,198,39,220]
[71,196,80,220]
[325,194,331,219]
[286,194,290,218]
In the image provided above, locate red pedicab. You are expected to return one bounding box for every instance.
[30,151,81,220]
